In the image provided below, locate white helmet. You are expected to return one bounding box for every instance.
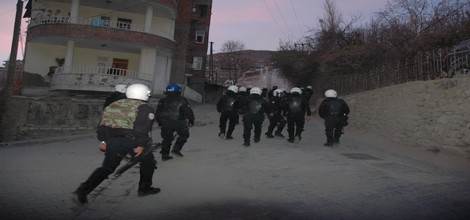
[307,85,312,89]
[273,89,283,97]
[239,86,247,92]
[250,87,262,95]
[228,85,238,93]
[114,84,127,93]
[290,87,302,94]
[126,83,151,101]
[325,89,337,98]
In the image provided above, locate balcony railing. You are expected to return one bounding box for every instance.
[29,16,173,40]
[50,65,153,92]
[55,65,152,81]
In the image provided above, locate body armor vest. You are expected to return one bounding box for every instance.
[245,97,264,115]
[221,96,236,111]
[100,99,142,129]
[288,96,303,113]
[327,100,342,115]
[160,97,185,120]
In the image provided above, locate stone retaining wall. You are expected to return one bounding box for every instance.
[340,76,470,155]
[2,96,103,141]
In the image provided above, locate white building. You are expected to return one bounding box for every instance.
[24,0,177,95]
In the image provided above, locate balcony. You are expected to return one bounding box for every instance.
[50,66,152,92]
[29,16,174,41]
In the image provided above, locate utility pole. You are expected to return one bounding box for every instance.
[209,41,214,84]
[0,0,23,141]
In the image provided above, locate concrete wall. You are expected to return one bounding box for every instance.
[2,96,103,141]
[337,76,470,155]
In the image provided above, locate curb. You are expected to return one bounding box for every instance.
[0,134,95,147]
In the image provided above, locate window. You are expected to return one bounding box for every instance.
[101,16,110,27]
[199,5,208,17]
[192,57,203,70]
[195,30,205,44]
[117,18,132,29]
[97,57,108,74]
[193,4,209,17]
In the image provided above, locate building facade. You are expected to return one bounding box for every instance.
[171,0,212,95]
[23,0,210,98]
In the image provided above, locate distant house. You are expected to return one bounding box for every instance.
[22,0,212,100]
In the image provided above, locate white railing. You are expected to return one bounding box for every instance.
[29,16,174,40]
[55,65,152,81]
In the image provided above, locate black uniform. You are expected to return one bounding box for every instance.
[103,91,126,109]
[303,87,313,103]
[239,94,272,146]
[155,92,195,159]
[265,95,286,138]
[267,86,278,99]
[74,98,158,204]
[216,90,239,139]
[284,93,312,142]
[318,97,350,146]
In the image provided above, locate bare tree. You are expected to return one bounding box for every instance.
[218,40,247,84]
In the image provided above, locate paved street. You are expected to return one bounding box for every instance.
[0,104,469,219]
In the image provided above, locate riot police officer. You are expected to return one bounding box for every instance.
[216,85,240,139]
[303,85,313,103]
[284,87,312,143]
[103,84,127,109]
[265,88,286,138]
[318,89,350,146]
[74,83,159,205]
[155,83,195,160]
[238,87,273,147]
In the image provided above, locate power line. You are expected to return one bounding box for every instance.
[273,0,293,39]
[261,0,287,38]
[289,0,304,37]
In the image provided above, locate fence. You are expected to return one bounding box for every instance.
[316,46,470,98]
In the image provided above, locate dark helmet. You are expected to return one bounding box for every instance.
[272,85,278,90]
[166,82,182,93]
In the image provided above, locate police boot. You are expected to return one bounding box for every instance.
[160,147,173,161]
[226,128,235,140]
[73,168,108,204]
[324,136,334,147]
[333,137,340,145]
[287,133,295,143]
[162,155,174,161]
[138,187,161,196]
[218,130,225,138]
[171,150,184,157]
[274,131,285,138]
[138,182,161,197]
[265,132,274,138]
[73,183,90,205]
[243,140,250,147]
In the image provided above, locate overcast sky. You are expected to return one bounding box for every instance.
[0,0,390,61]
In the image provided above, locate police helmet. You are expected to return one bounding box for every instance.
[307,85,312,89]
[166,82,182,93]
[126,83,151,101]
[325,89,337,98]
[290,87,302,94]
[228,85,238,93]
[239,86,247,92]
[114,84,127,93]
[273,89,283,97]
[250,87,262,95]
